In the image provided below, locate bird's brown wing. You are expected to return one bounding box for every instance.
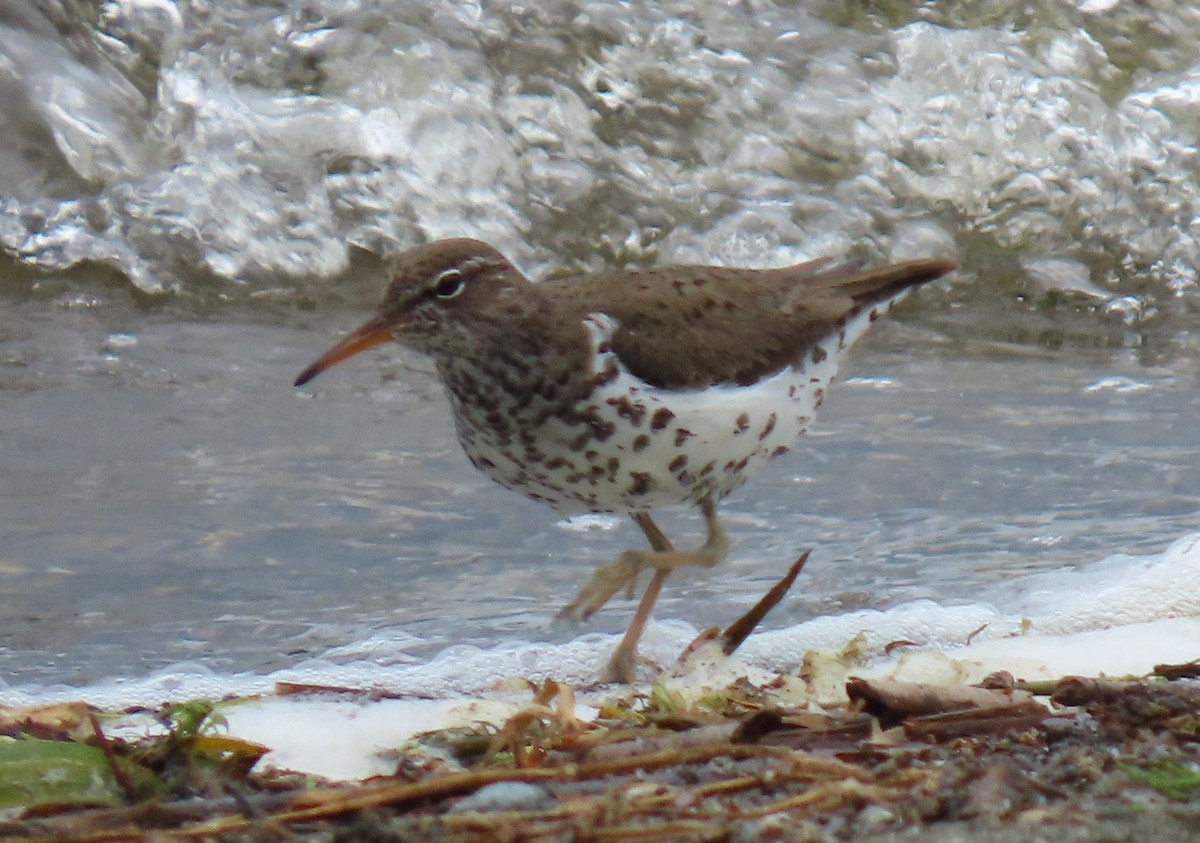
[541,258,954,390]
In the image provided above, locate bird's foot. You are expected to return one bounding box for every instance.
[598,645,639,684]
[556,550,646,621]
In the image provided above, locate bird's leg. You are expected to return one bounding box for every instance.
[600,500,730,683]
[620,509,672,599]
[632,511,675,552]
[600,566,670,684]
[558,498,728,622]
[555,498,730,683]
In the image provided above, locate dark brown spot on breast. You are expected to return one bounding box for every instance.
[579,408,617,442]
[772,445,789,457]
[632,434,650,451]
[674,428,694,446]
[735,412,750,433]
[595,359,620,386]
[758,412,777,441]
[606,395,646,426]
[669,454,687,472]
[628,471,654,496]
[651,407,675,430]
[607,457,620,481]
[811,345,828,364]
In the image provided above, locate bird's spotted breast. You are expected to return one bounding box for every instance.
[444,304,889,516]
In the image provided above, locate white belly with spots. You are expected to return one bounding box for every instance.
[450,302,894,515]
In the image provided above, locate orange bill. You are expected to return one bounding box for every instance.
[294,317,393,387]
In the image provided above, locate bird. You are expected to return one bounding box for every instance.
[294,238,954,682]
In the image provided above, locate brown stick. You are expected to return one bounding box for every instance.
[87,711,139,805]
[721,550,810,656]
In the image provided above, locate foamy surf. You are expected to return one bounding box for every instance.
[8,532,1198,708]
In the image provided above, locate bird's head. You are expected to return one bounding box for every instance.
[294,238,522,386]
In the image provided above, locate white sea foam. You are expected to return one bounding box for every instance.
[5,531,1197,710]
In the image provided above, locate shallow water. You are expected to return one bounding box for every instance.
[1,1,1199,694]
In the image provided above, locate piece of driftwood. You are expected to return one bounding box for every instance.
[1052,675,1200,734]
[1153,659,1200,681]
[847,677,1042,727]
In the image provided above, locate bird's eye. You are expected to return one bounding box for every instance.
[432,269,465,299]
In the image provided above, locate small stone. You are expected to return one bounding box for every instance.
[448,781,554,813]
[857,803,896,827]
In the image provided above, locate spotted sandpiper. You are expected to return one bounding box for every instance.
[295,239,954,682]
